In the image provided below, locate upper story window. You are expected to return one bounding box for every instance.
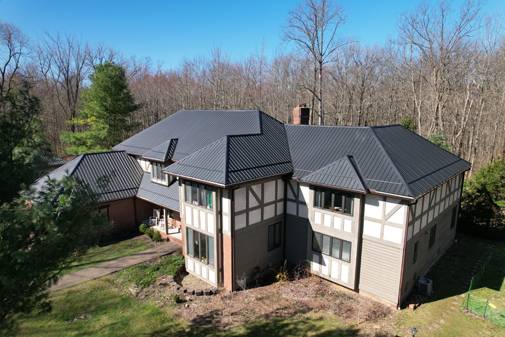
[184,182,214,210]
[151,162,168,184]
[313,187,353,215]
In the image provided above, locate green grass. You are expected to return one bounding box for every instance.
[115,254,185,289]
[63,236,152,274]
[395,236,505,337]
[16,278,183,337]
[16,278,356,337]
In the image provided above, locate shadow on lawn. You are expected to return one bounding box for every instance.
[421,235,505,303]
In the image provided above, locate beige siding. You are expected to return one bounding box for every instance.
[360,239,403,304]
[359,195,409,305]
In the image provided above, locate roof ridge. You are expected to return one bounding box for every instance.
[369,127,414,197]
[347,155,369,192]
[224,135,230,185]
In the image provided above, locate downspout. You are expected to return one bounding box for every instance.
[354,194,366,291]
[396,201,413,308]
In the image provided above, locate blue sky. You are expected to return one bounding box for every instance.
[1,0,504,68]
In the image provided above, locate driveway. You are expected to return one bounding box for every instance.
[51,240,181,291]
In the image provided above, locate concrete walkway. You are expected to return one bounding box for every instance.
[51,241,181,291]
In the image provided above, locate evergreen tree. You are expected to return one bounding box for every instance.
[0,81,51,202]
[61,62,138,155]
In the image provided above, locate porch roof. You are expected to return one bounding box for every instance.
[136,173,180,211]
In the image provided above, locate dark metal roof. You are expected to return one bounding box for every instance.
[114,110,261,160]
[136,173,180,211]
[34,151,143,203]
[165,112,293,187]
[285,125,470,199]
[112,109,470,200]
[301,156,367,193]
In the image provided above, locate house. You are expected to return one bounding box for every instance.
[37,107,470,307]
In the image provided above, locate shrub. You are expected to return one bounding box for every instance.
[151,230,162,242]
[275,261,289,282]
[139,223,149,234]
[429,132,451,151]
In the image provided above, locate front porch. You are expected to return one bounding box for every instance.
[148,207,183,244]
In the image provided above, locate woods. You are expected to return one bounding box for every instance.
[1,0,504,172]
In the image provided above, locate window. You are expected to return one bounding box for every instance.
[268,222,282,251]
[184,182,214,209]
[313,188,353,214]
[186,228,214,265]
[312,231,352,263]
[413,241,419,264]
[151,162,167,183]
[429,224,437,248]
[450,207,457,229]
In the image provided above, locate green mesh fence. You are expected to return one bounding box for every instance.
[462,253,505,327]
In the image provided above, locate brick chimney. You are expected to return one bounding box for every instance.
[292,104,310,125]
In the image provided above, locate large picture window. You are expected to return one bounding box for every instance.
[313,188,353,215]
[186,228,214,265]
[312,231,351,263]
[184,182,214,210]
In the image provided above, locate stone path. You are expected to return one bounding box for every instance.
[51,241,181,291]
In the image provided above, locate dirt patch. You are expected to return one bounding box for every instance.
[166,276,394,334]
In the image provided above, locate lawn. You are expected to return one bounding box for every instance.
[395,236,505,337]
[63,236,152,274]
[15,235,505,337]
[16,278,354,337]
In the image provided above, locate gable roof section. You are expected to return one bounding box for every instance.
[141,138,178,162]
[114,110,261,160]
[301,156,367,193]
[165,112,293,187]
[136,173,180,211]
[34,151,143,203]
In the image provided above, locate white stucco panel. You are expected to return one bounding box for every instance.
[264,180,276,203]
[276,179,284,200]
[343,218,352,233]
[235,213,246,230]
[364,195,383,220]
[383,225,403,244]
[340,264,349,283]
[323,214,332,227]
[363,220,381,238]
[264,204,275,220]
[222,196,231,214]
[209,269,216,284]
[249,208,261,225]
[276,201,284,216]
[321,254,330,276]
[249,189,260,208]
[185,205,192,225]
[199,211,206,231]
[314,211,322,225]
[299,185,310,203]
[192,208,199,228]
[222,214,230,233]
[331,259,339,280]
[234,187,246,212]
[333,216,343,231]
[388,204,406,225]
[207,213,215,234]
[385,197,400,214]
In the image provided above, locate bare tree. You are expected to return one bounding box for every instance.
[285,0,345,125]
[0,22,28,97]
